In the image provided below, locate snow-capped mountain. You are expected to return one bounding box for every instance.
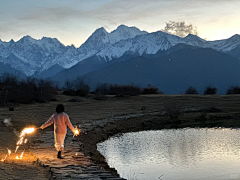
[0,36,67,76]
[0,24,240,77]
[96,32,240,61]
[13,25,147,75]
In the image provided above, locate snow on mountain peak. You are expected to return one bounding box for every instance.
[18,35,36,44]
[1,25,240,77]
[110,24,148,43]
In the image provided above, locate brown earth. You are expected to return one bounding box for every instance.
[1,93,240,179]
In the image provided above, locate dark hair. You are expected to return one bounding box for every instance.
[56,104,64,114]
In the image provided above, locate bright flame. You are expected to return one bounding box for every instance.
[17,137,24,145]
[15,146,19,153]
[15,151,24,160]
[1,127,37,162]
[20,128,35,137]
[73,128,80,137]
[7,149,11,156]
[20,151,24,159]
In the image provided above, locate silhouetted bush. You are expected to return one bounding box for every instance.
[108,84,141,96]
[94,83,109,100]
[95,83,109,95]
[142,84,163,94]
[0,74,57,104]
[203,86,217,95]
[226,86,240,94]
[185,87,198,94]
[63,77,90,97]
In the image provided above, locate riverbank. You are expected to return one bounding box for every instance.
[1,93,240,179]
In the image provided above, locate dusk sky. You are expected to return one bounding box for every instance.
[1,0,240,47]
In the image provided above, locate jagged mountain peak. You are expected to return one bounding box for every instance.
[92,27,108,35]
[227,34,240,42]
[17,35,36,44]
[9,39,15,43]
[1,25,240,78]
[113,24,147,33]
[184,34,206,41]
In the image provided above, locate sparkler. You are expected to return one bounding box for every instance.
[1,127,37,162]
[73,127,80,137]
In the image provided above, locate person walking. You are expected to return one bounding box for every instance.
[40,104,77,159]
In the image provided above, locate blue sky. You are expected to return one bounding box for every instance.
[0,0,240,47]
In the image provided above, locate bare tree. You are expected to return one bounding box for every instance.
[161,21,198,37]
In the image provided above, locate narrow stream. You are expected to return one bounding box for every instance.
[97,128,240,180]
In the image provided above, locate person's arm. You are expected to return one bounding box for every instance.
[65,115,75,133]
[40,115,54,129]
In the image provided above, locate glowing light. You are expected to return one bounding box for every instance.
[1,155,7,162]
[20,151,24,159]
[20,128,35,137]
[7,149,11,156]
[1,127,37,162]
[73,127,80,137]
[15,146,19,153]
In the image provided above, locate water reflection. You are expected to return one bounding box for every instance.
[97,128,240,180]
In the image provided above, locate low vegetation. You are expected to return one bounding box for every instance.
[94,83,163,99]
[226,86,240,94]
[0,74,57,105]
[63,77,90,97]
[142,84,163,94]
[185,87,198,94]
[204,86,217,95]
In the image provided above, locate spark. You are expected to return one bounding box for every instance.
[15,146,19,153]
[7,148,11,156]
[1,127,37,162]
[73,127,80,137]
[1,155,7,162]
[20,128,35,137]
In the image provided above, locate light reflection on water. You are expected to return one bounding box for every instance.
[97,128,240,180]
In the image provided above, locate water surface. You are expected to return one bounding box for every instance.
[97,128,240,180]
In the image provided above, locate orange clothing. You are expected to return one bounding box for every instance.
[41,112,75,134]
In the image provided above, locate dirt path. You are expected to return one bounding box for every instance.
[0,125,51,180]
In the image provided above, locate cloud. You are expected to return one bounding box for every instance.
[0,0,240,45]
[161,21,198,37]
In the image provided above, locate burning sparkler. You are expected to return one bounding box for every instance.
[1,127,37,162]
[73,127,80,137]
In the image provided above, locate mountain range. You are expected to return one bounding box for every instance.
[1,25,240,94]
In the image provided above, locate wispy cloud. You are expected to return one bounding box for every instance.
[0,0,240,45]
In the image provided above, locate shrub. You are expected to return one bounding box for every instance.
[142,84,162,94]
[94,83,109,100]
[203,86,217,95]
[0,75,57,104]
[185,87,198,94]
[63,77,90,97]
[226,86,240,94]
[108,84,141,96]
[95,83,109,95]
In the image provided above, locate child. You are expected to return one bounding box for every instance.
[40,104,76,159]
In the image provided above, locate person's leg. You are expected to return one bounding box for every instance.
[54,133,66,159]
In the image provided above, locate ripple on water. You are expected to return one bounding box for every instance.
[97,128,240,180]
